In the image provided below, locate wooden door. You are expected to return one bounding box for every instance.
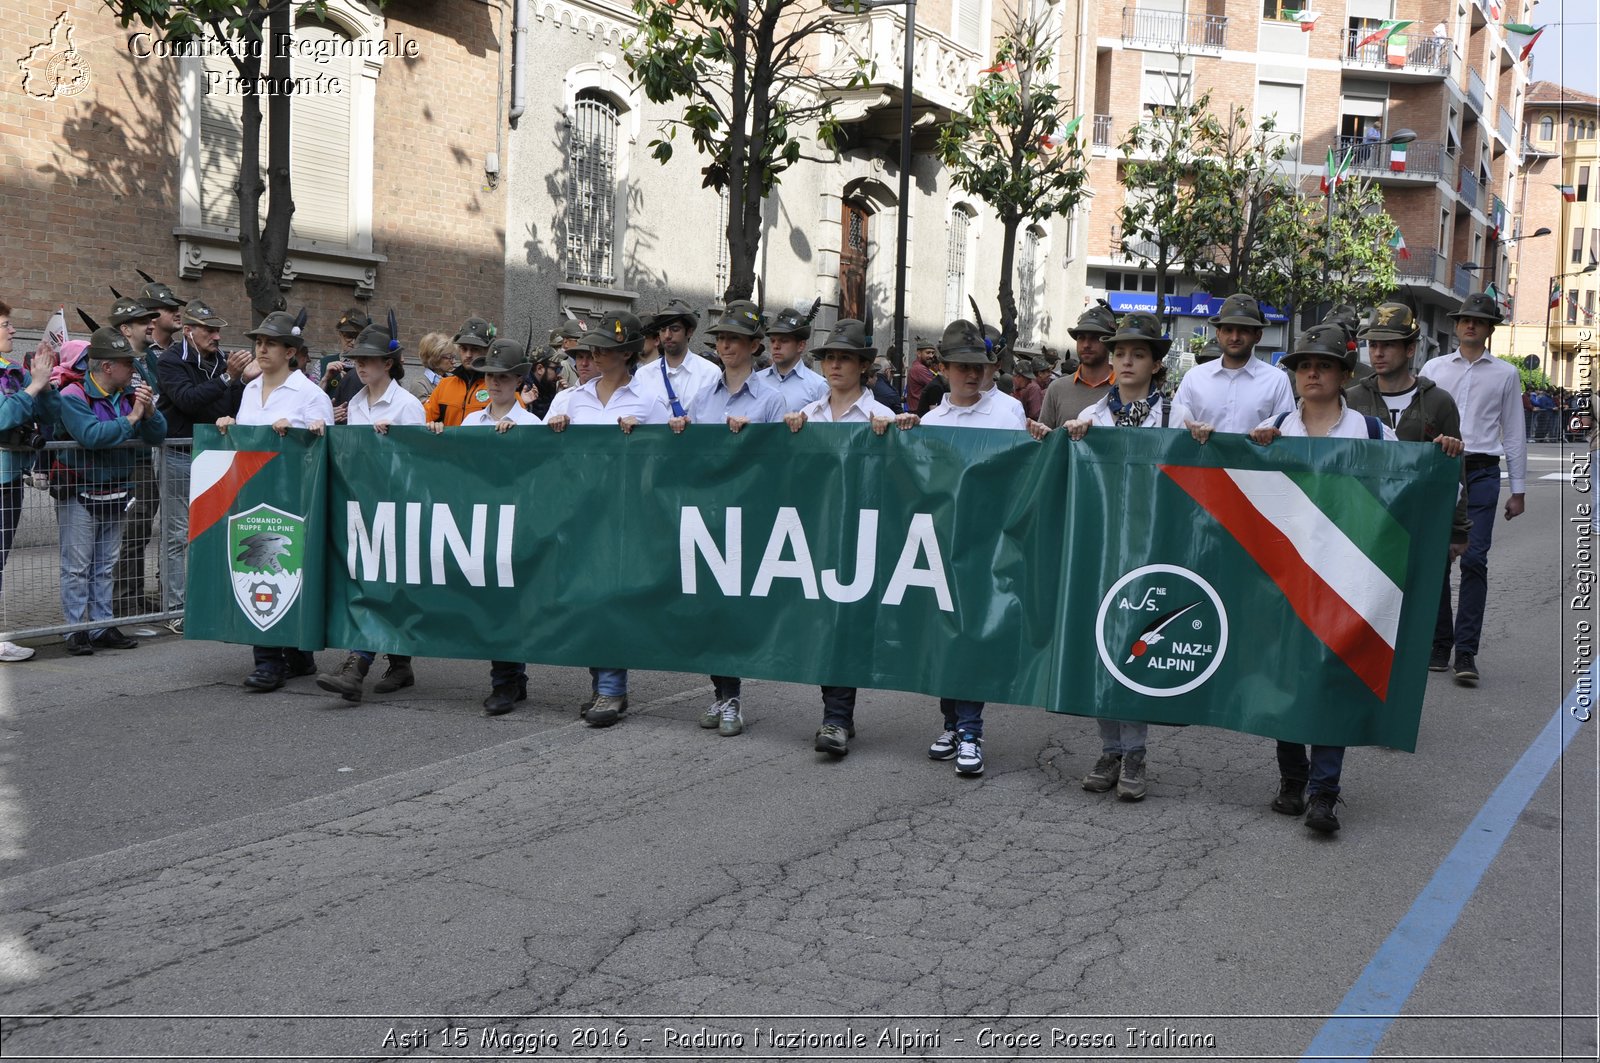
[839,200,869,322]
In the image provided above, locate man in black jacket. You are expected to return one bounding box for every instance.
[155,300,256,624]
[1343,302,1471,662]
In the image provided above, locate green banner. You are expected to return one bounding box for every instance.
[190,424,1458,749]
[187,429,328,650]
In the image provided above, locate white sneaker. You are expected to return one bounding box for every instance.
[0,641,36,662]
[128,626,161,638]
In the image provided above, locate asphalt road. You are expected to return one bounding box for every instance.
[0,442,1593,1062]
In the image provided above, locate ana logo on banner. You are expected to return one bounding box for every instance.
[1094,564,1229,697]
[228,503,307,631]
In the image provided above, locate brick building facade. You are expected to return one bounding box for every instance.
[3,0,508,366]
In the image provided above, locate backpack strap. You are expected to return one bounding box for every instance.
[1160,398,1171,428]
[1364,415,1383,439]
[1273,411,1290,429]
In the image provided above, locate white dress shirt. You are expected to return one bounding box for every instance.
[755,361,829,412]
[561,377,671,426]
[630,351,723,414]
[1174,355,1295,433]
[918,388,1029,430]
[346,379,426,427]
[800,389,895,423]
[462,403,543,427]
[236,370,335,428]
[1419,348,1528,492]
[1256,401,1398,441]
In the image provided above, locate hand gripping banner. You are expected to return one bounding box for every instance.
[188,424,1458,750]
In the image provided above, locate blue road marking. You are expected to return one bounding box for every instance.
[1302,669,1590,1060]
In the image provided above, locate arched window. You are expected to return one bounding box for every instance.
[945,205,974,322]
[1540,115,1555,140]
[566,89,621,286]
[1569,117,1577,139]
[1016,226,1044,347]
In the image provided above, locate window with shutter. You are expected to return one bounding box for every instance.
[945,206,973,322]
[954,0,983,49]
[1016,227,1042,347]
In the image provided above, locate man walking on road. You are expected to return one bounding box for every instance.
[1419,292,1527,686]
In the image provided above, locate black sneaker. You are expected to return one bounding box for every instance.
[91,627,138,650]
[1428,645,1451,672]
[1453,652,1479,685]
[482,684,527,717]
[243,668,285,692]
[1271,776,1307,816]
[64,632,95,656]
[1305,791,1342,833]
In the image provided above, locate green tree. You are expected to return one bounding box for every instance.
[1253,177,1399,346]
[103,1,370,322]
[1188,108,1298,298]
[1115,78,1220,332]
[1499,354,1552,391]
[627,0,858,303]
[937,10,1088,361]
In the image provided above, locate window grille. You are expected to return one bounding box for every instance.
[715,187,731,294]
[945,207,971,322]
[1017,227,1041,346]
[566,91,619,286]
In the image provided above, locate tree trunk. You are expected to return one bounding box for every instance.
[996,213,1019,373]
[722,0,756,304]
[236,7,294,324]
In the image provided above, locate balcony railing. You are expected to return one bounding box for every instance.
[1497,104,1517,147]
[1335,135,1450,179]
[1395,245,1446,285]
[1452,262,1474,297]
[1093,114,1114,149]
[1466,68,1486,114]
[1457,166,1483,212]
[1120,8,1227,52]
[1343,30,1452,76]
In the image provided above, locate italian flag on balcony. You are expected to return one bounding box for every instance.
[1289,9,1319,31]
[1356,19,1412,49]
[1386,32,1409,65]
[1389,228,1410,260]
[1557,183,1577,202]
[1551,279,1562,309]
[1503,23,1545,62]
[1320,147,1352,194]
[1389,140,1408,171]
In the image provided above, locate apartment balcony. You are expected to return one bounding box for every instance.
[1093,114,1114,152]
[1496,104,1517,149]
[1395,245,1447,287]
[1336,136,1451,181]
[1456,166,1483,213]
[1120,8,1227,53]
[1466,68,1487,115]
[1452,262,1475,297]
[817,8,979,134]
[1342,30,1452,80]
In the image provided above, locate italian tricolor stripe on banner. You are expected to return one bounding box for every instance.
[188,449,278,542]
[1161,465,1409,700]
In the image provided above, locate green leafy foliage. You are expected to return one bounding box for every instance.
[936,11,1087,360]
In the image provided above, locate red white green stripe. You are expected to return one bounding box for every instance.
[189,450,279,542]
[1161,465,1409,700]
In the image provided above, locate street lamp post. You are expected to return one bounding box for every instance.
[831,0,916,381]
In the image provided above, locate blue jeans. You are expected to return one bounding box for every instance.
[939,698,984,737]
[711,675,741,700]
[0,479,22,594]
[1276,741,1345,797]
[590,668,626,697]
[161,447,190,609]
[1097,718,1148,755]
[57,495,124,635]
[1436,462,1500,655]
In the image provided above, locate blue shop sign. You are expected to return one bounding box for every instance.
[1107,291,1287,323]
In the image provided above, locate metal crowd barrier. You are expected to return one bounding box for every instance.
[1,439,192,642]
